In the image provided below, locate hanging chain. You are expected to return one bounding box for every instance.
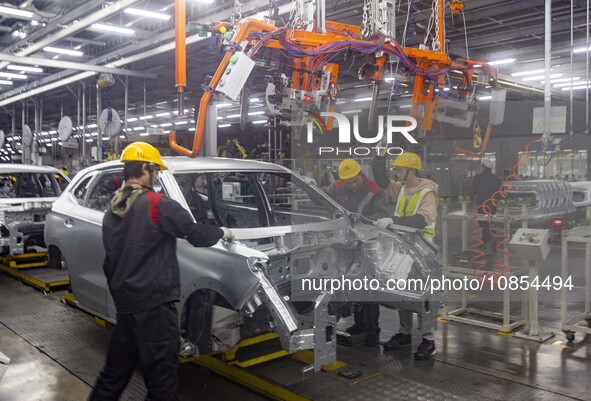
[432,0,441,51]
[361,0,371,39]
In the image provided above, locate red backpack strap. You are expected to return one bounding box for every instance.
[145,192,163,224]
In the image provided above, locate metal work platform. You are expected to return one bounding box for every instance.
[0,252,68,292]
[0,275,583,401]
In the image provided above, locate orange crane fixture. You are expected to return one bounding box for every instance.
[170,0,497,157]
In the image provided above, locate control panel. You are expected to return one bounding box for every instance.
[509,228,550,261]
[215,52,256,100]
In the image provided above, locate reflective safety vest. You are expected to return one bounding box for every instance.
[394,186,437,239]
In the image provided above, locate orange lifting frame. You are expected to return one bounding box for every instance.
[170,0,492,157]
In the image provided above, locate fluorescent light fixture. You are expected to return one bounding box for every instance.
[90,23,135,35]
[120,135,125,139]
[218,124,231,128]
[139,115,153,120]
[7,64,42,73]
[160,123,173,127]
[479,95,492,100]
[155,112,170,117]
[542,77,580,84]
[250,98,260,102]
[0,80,13,85]
[133,127,144,131]
[43,46,83,57]
[226,113,241,118]
[384,77,395,82]
[444,87,450,91]
[354,97,373,102]
[0,71,27,80]
[573,46,591,53]
[252,120,266,124]
[216,103,232,108]
[217,116,224,120]
[127,118,138,122]
[0,5,34,18]
[487,58,515,66]
[473,64,482,68]
[511,69,546,77]
[399,105,412,108]
[85,139,93,142]
[248,111,265,116]
[561,85,591,91]
[176,121,188,125]
[522,73,563,82]
[87,123,97,128]
[554,80,589,88]
[139,133,150,136]
[124,8,171,20]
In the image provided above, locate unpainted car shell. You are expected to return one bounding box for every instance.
[0,164,68,255]
[45,157,442,369]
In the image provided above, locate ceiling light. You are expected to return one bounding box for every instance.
[399,105,412,108]
[43,46,83,57]
[250,98,260,102]
[252,120,266,124]
[133,127,144,131]
[155,112,170,117]
[0,80,13,85]
[124,8,171,20]
[139,133,150,136]
[541,77,580,84]
[487,58,516,66]
[218,124,231,128]
[127,118,138,122]
[0,72,27,80]
[139,115,153,120]
[248,111,265,116]
[479,95,492,101]
[573,46,591,53]
[354,97,373,102]
[90,23,135,35]
[522,73,563,81]
[511,69,547,77]
[160,123,173,127]
[217,103,232,108]
[226,113,241,118]
[384,77,395,82]
[561,85,591,91]
[554,80,589,88]
[0,5,34,18]
[7,65,43,73]
[176,121,188,125]
[342,110,361,114]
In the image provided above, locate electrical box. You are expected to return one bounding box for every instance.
[489,88,507,126]
[215,52,256,101]
[434,98,477,128]
[509,228,550,262]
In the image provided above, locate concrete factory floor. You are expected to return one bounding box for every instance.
[0,242,589,401]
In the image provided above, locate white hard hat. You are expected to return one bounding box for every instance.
[482,159,494,169]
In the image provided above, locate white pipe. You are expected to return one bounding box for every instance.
[0,0,142,71]
[543,0,551,142]
[0,54,157,79]
[0,33,209,108]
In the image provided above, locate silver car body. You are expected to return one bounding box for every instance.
[45,157,441,370]
[0,164,67,255]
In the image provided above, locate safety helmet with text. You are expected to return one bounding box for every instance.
[391,152,422,170]
[338,158,361,180]
[120,142,167,171]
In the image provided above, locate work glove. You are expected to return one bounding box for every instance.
[221,227,234,242]
[301,176,317,186]
[375,217,394,229]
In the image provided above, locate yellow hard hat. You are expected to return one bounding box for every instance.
[391,152,422,170]
[120,142,167,170]
[338,158,361,180]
